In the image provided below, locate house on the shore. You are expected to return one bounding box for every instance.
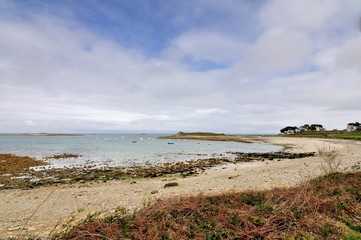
[298,124,325,132]
[346,122,361,132]
[280,126,300,134]
[280,124,325,134]
[299,124,310,132]
[309,124,325,131]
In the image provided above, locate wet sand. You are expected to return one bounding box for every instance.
[0,137,360,239]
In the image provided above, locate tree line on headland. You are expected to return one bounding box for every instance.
[280,122,361,134]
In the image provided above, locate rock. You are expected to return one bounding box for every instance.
[164,182,178,188]
[130,181,137,184]
[151,190,159,194]
[229,151,316,162]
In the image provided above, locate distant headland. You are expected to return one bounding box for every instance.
[159,131,252,143]
[0,133,82,136]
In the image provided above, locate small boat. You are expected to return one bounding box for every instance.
[132,140,137,143]
[168,142,174,145]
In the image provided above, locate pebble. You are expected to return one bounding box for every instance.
[151,190,159,194]
[8,226,20,231]
[164,182,178,188]
[27,226,37,231]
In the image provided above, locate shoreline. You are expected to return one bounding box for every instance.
[1,137,360,238]
[0,135,282,190]
[0,150,315,190]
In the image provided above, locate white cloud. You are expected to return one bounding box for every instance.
[260,0,338,31]
[312,48,338,71]
[335,36,361,72]
[250,32,311,72]
[24,120,34,125]
[0,1,360,133]
[165,31,245,63]
[194,108,228,115]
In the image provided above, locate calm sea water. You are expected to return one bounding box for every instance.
[0,134,281,167]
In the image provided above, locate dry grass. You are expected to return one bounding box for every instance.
[55,171,361,240]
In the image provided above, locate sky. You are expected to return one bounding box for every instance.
[0,0,360,134]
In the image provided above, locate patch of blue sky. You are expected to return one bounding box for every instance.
[268,64,320,80]
[287,64,319,75]
[1,0,264,57]
[306,65,320,73]
[52,1,182,56]
[185,59,229,72]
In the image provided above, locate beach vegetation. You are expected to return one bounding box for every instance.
[77,208,85,213]
[281,130,361,140]
[316,144,342,174]
[53,171,361,239]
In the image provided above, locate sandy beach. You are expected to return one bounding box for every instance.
[1,136,360,239]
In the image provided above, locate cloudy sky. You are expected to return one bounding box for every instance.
[0,0,360,134]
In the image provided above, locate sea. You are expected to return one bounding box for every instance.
[0,134,281,168]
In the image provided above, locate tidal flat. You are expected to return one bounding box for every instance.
[0,150,315,190]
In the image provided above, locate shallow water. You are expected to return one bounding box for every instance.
[0,134,281,167]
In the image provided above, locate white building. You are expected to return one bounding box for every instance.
[346,122,361,132]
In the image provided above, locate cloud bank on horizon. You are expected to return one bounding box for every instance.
[0,0,360,133]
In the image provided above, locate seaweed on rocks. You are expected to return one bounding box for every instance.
[228,151,316,162]
[44,153,83,160]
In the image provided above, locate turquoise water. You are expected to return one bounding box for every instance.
[0,134,281,167]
